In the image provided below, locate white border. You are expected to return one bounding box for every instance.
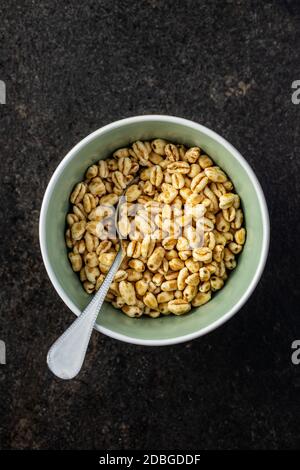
[39,115,270,346]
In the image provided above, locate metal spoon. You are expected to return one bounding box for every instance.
[47,194,128,380]
[47,248,123,379]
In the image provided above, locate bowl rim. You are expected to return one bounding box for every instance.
[39,114,270,346]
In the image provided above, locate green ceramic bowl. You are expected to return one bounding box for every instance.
[39,115,269,345]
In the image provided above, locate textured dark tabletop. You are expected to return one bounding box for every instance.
[0,0,300,450]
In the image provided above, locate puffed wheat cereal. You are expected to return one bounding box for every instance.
[66,139,246,317]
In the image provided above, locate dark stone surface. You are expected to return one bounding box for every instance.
[0,0,300,450]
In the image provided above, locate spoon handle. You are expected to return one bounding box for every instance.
[47,249,123,380]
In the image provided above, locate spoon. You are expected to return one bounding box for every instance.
[47,194,128,380]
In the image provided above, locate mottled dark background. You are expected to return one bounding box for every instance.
[0,0,300,450]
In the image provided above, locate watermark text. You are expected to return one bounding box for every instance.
[0,80,6,104]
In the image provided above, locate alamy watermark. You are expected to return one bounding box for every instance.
[291,340,300,365]
[291,80,300,104]
[0,81,7,362]
[0,80,6,104]
[0,340,6,364]
[89,199,205,248]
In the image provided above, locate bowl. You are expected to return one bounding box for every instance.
[39,115,269,346]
